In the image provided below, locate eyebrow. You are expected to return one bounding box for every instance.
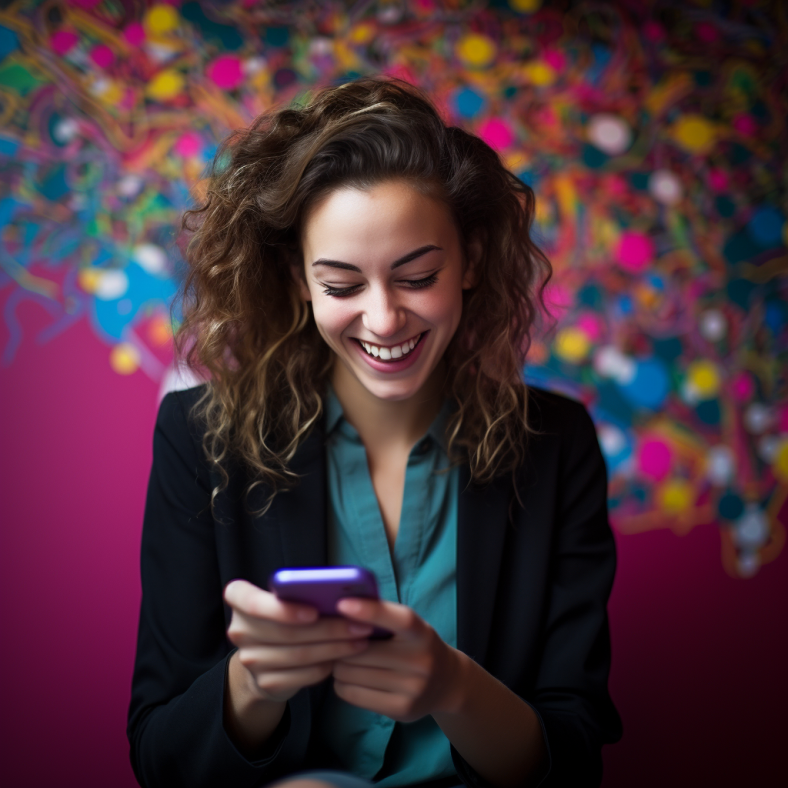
[311,244,442,272]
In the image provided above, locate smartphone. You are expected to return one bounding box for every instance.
[268,566,393,639]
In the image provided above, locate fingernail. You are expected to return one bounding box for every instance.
[349,624,373,635]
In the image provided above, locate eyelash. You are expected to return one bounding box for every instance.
[321,273,439,298]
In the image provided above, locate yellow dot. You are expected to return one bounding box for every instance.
[522,61,556,86]
[97,80,123,105]
[510,0,542,11]
[147,69,184,101]
[78,268,101,293]
[456,33,496,68]
[774,441,788,482]
[110,343,141,375]
[672,115,716,154]
[554,327,590,364]
[657,479,694,513]
[687,360,721,398]
[349,23,375,44]
[145,4,179,36]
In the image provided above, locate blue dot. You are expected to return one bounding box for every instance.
[265,27,290,47]
[0,25,19,59]
[718,492,744,521]
[696,399,720,425]
[748,206,784,248]
[582,143,608,169]
[620,358,670,409]
[617,294,633,315]
[455,87,485,119]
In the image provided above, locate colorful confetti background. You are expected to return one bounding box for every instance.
[2,0,786,578]
[1,2,786,787]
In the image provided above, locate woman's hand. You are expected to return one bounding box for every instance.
[223,579,373,703]
[330,597,467,722]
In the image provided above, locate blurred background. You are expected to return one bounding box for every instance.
[0,0,786,786]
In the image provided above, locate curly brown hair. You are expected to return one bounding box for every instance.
[177,76,552,513]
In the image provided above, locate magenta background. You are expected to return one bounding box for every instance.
[2,298,786,787]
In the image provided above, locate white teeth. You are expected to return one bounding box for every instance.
[359,333,423,360]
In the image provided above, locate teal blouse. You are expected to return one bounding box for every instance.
[315,388,459,786]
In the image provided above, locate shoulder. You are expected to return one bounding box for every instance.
[155,383,209,449]
[525,383,596,438]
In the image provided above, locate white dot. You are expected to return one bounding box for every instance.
[699,309,726,341]
[593,345,635,384]
[757,435,780,463]
[118,175,144,198]
[744,403,773,434]
[588,114,632,155]
[734,505,768,550]
[598,424,626,457]
[54,118,79,143]
[378,6,403,23]
[243,56,267,74]
[648,169,682,205]
[133,243,168,275]
[95,269,129,300]
[89,77,110,97]
[706,445,735,485]
[309,38,333,56]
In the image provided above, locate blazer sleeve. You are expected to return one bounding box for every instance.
[530,397,623,787]
[127,391,291,788]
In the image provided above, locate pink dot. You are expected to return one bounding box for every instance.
[124,23,145,47]
[543,282,573,320]
[576,312,604,342]
[606,174,627,197]
[731,371,754,402]
[207,55,244,91]
[696,22,719,43]
[617,231,655,272]
[90,44,115,69]
[638,439,672,481]
[478,118,514,150]
[174,131,202,158]
[70,0,101,7]
[708,168,728,192]
[50,30,79,56]
[732,114,757,136]
[543,48,565,72]
[643,21,665,41]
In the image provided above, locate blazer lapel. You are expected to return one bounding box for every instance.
[456,465,512,667]
[270,423,328,569]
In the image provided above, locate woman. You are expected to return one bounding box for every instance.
[128,77,622,788]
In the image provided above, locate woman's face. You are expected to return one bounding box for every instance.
[299,179,476,403]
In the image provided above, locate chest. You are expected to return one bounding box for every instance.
[366,448,410,551]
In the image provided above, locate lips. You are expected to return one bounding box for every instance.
[351,331,429,373]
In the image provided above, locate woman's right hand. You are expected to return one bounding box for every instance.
[223,579,373,703]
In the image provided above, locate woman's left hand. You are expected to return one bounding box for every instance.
[331,597,467,723]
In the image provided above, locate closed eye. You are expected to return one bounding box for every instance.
[321,273,439,298]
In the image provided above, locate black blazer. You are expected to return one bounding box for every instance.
[128,384,622,788]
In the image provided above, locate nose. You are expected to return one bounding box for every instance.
[361,285,406,338]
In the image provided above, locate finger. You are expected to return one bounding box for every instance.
[335,597,420,636]
[255,662,336,701]
[333,639,411,670]
[224,579,317,624]
[333,681,415,721]
[239,638,369,671]
[332,662,423,696]
[229,613,375,646]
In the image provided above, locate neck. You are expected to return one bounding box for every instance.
[331,361,446,452]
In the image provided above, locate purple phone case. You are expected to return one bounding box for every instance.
[268,566,393,639]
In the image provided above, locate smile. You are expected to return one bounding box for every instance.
[354,332,425,361]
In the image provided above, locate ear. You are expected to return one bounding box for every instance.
[462,234,483,289]
[291,262,312,302]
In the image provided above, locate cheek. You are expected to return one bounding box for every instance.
[311,299,357,343]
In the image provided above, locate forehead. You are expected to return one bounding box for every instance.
[301,180,458,258]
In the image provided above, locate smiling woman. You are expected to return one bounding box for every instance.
[128,77,622,788]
